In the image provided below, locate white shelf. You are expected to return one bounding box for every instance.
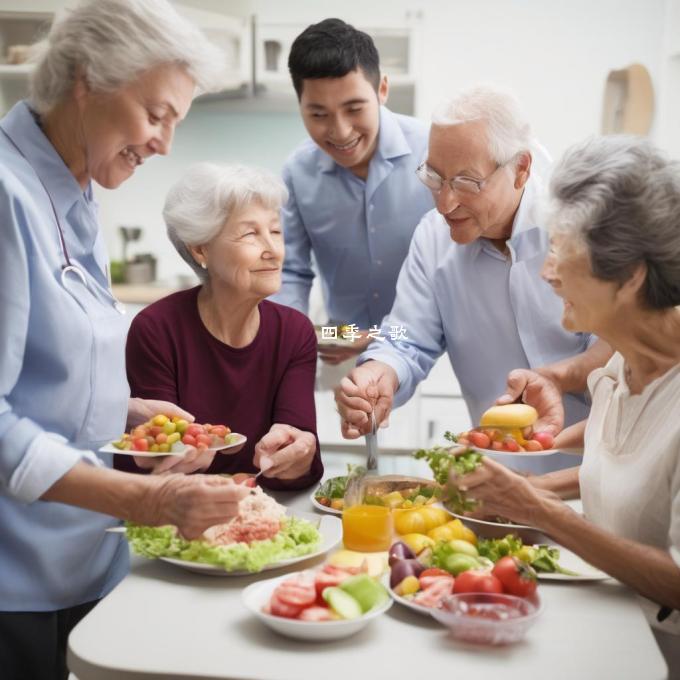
[0,63,33,78]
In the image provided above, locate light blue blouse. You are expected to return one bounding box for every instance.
[0,101,130,611]
[270,106,433,328]
[360,175,594,473]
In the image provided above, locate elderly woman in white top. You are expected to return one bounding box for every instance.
[448,136,680,669]
[0,3,251,679]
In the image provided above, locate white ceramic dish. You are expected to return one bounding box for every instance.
[388,586,433,617]
[310,492,342,515]
[100,433,247,457]
[467,445,582,458]
[158,513,342,576]
[242,572,392,641]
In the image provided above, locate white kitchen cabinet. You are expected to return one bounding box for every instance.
[419,395,471,449]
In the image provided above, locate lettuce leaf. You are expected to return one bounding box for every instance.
[125,516,321,573]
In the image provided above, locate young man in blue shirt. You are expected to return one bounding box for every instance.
[271,19,433,366]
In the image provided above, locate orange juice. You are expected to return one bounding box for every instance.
[342,505,393,552]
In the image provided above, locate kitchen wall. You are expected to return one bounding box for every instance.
[89,0,672,283]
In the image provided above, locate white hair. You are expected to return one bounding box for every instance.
[164,163,289,280]
[29,0,228,113]
[431,85,533,166]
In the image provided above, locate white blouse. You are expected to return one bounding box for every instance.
[580,352,680,633]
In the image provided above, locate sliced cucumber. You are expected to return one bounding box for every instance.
[322,587,362,620]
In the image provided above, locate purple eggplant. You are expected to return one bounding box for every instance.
[389,558,425,588]
[388,541,415,566]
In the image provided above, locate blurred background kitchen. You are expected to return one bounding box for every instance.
[1,0,678,452]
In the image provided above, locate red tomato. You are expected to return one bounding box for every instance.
[155,433,168,444]
[491,441,504,451]
[132,437,149,452]
[419,568,453,590]
[492,556,537,597]
[532,431,555,450]
[196,433,211,446]
[502,437,521,452]
[468,431,491,449]
[242,477,256,488]
[274,580,316,608]
[453,570,503,595]
[413,577,454,608]
[269,593,303,619]
[314,568,349,601]
[149,426,163,438]
[185,424,204,438]
[210,425,229,438]
[298,606,334,622]
[181,434,197,447]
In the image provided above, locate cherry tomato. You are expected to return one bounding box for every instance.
[181,434,197,447]
[524,439,544,452]
[468,431,491,449]
[132,437,149,452]
[532,431,555,450]
[502,437,521,452]
[196,433,211,446]
[492,556,537,597]
[210,425,229,438]
[453,570,503,595]
[185,423,204,438]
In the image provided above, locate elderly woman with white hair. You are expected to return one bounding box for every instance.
[0,2,253,678]
[448,135,680,668]
[120,162,323,488]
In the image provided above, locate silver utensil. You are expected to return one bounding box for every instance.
[366,409,379,472]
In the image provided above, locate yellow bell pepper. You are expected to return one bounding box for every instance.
[399,533,435,555]
[393,506,450,535]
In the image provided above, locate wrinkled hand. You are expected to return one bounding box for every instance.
[133,445,217,475]
[447,456,555,527]
[127,398,194,430]
[496,369,564,435]
[145,474,251,540]
[335,360,398,438]
[253,423,316,480]
[318,333,372,365]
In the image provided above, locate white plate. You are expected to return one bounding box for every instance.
[158,512,342,576]
[388,585,433,617]
[467,445,581,458]
[310,492,342,515]
[100,433,247,457]
[535,547,609,581]
[242,572,392,640]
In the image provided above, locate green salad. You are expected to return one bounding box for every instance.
[125,516,321,573]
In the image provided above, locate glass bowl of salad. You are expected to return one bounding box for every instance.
[430,592,542,645]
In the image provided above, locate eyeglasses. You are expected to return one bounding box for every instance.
[415,161,506,195]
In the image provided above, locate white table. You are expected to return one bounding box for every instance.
[68,455,668,680]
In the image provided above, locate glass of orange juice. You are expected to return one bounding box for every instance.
[342,504,393,552]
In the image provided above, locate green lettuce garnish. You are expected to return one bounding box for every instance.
[125,516,321,572]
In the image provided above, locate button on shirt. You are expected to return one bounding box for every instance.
[360,175,593,473]
[0,101,130,611]
[270,106,433,328]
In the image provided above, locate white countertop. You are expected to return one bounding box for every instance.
[67,455,668,680]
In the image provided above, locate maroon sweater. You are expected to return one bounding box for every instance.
[116,287,323,490]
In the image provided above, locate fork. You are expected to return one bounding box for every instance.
[366,409,379,472]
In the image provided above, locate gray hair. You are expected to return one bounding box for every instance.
[164,162,289,280]
[29,0,228,113]
[431,85,533,166]
[547,135,680,310]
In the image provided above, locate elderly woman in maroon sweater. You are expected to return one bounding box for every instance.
[118,162,323,489]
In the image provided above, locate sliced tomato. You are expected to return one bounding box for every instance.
[418,568,452,590]
[269,593,303,619]
[419,573,455,590]
[413,577,454,608]
[298,606,334,622]
[314,569,349,602]
[274,579,316,609]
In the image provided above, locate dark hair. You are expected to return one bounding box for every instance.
[288,18,380,99]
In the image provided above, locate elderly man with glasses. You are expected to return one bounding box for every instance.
[336,85,612,474]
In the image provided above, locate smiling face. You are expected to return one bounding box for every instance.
[192,202,284,300]
[76,63,195,189]
[299,68,388,179]
[427,121,530,245]
[542,232,624,334]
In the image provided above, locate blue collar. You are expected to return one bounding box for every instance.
[0,100,92,219]
[316,106,413,174]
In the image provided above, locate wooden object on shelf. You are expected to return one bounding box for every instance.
[602,63,654,135]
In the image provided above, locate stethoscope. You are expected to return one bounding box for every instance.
[1,124,126,314]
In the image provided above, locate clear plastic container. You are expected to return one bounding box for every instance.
[430,593,542,645]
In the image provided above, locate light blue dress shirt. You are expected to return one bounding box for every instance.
[0,101,130,611]
[271,106,433,328]
[360,175,594,473]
